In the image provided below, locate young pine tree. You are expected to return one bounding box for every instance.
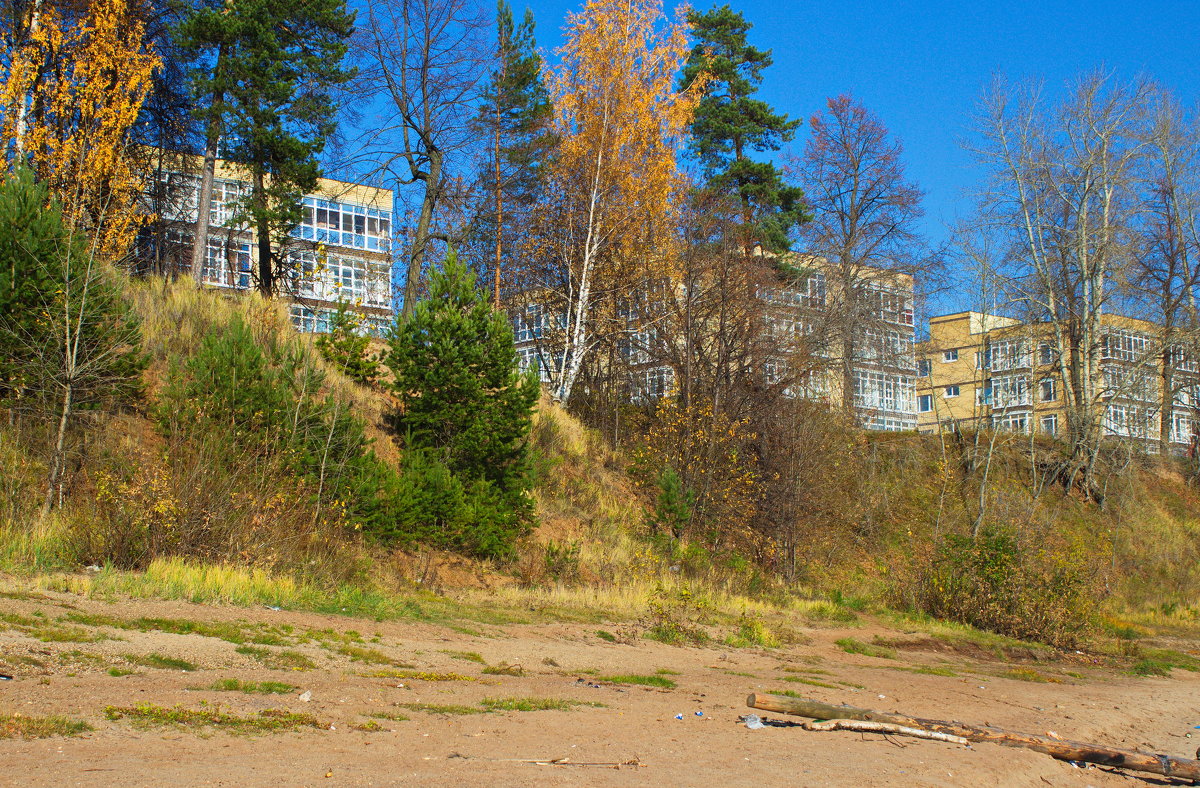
[386,250,540,557]
[316,300,379,386]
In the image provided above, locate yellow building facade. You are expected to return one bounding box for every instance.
[916,311,1199,451]
[139,152,395,334]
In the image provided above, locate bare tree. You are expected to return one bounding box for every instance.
[352,0,488,318]
[969,72,1151,492]
[1130,86,1200,455]
[789,95,935,424]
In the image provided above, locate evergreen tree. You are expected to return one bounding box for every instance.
[474,1,555,305]
[178,0,355,295]
[679,4,804,254]
[316,300,379,386]
[0,169,62,398]
[386,250,540,557]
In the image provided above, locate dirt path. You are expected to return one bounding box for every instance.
[1,587,1198,787]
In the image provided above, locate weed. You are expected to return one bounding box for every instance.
[1002,668,1061,683]
[834,638,896,660]
[336,645,394,665]
[481,663,524,676]
[479,697,600,712]
[235,645,315,671]
[104,704,324,733]
[722,616,780,649]
[124,653,197,671]
[366,712,410,722]
[441,650,485,664]
[0,714,92,739]
[205,679,296,694]
[351,720,384,731]
[363,669,473,681]
[781,675,838,689]
[108,667,136,677]
[397,703,487,716]
[594,630,617,643]
[654,668,681,675]
[598,674,676,689]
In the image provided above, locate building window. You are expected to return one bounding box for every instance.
[853,370,916,415]
[975,351,986,370]
[1101,330,1150,363]
[298,197,392,252]
[1038,343,1054,366]
[633,365,674,402]
[1039,378,1056,402]
[916,359,931,377]
[992,411,1029,433]
[944,385,960,398]
[976,386,991,406]
[918,394,933,413]
[942,349,958,363]
[1040,414,1058,435]
[990,374,1031,408]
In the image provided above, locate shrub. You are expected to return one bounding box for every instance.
[911,527,1097,648]
[315,299,379,386]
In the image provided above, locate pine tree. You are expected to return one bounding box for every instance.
[679,4,804,254]
[177,0,355,295]
[474,0,555,305]
[316,300,379,386]
[386,250,540,557]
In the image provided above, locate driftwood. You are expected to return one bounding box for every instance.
[747,693,1200,782]
[802,719,969,745]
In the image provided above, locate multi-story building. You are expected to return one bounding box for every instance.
[511,255,918,431]
[916,310,1200,450]
[138,153,395,334]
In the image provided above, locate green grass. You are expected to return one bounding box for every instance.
[594,630,617,643]
[723,617,781,649]
[63,612,289,646]
[598,674,676,689]
[880,664,958,677]
[204,678,296,694]
[107,667,136,677]
[235,645,316,671]
[396,703,488,716]
[362,669,474,682]
[123,653,197,671]
[104,704,324,733]
[0,713,92,739]
[1002,667,1061,683]
[781,675,839,689]
[440,650,485,664]
[479,697,601,712]
[366,711,411,722]
[1130,649,1200,677]
[834,638,896,660]
[335,645,394,665]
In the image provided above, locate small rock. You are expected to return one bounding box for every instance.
[299,691,312,702]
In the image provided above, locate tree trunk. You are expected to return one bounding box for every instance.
[42,383,72,516]
[12,0,45,159]
[190,54,226,286]
[254,169,273,296]
[401,149,443,319]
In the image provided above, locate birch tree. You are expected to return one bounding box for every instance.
[531,0,701,404]
[971,72,1150,491]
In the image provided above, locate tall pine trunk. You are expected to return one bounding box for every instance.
[254,169,273,296]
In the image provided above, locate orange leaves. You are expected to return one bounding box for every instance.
[1,0,160,262]
[545,0,701,271]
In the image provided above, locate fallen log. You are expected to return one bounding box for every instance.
[802,719,969,745]
[747,693,1200,782]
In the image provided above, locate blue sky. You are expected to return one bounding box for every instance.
[516,0,1200,309]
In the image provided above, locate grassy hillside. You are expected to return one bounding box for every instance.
[2,279,1199,651]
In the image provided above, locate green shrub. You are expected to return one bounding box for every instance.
[315,300,380,386]
[911,527,1097,648]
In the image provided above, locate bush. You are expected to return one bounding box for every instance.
[911,527,1098,648]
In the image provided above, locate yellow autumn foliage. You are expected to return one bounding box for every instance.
[1,0,160,262]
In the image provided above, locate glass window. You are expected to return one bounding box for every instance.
[1040,414,1058,435]
[918,394,932,413]
[944,385,960,398]
[1039,378,1056,402]
[943,349,958,363]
